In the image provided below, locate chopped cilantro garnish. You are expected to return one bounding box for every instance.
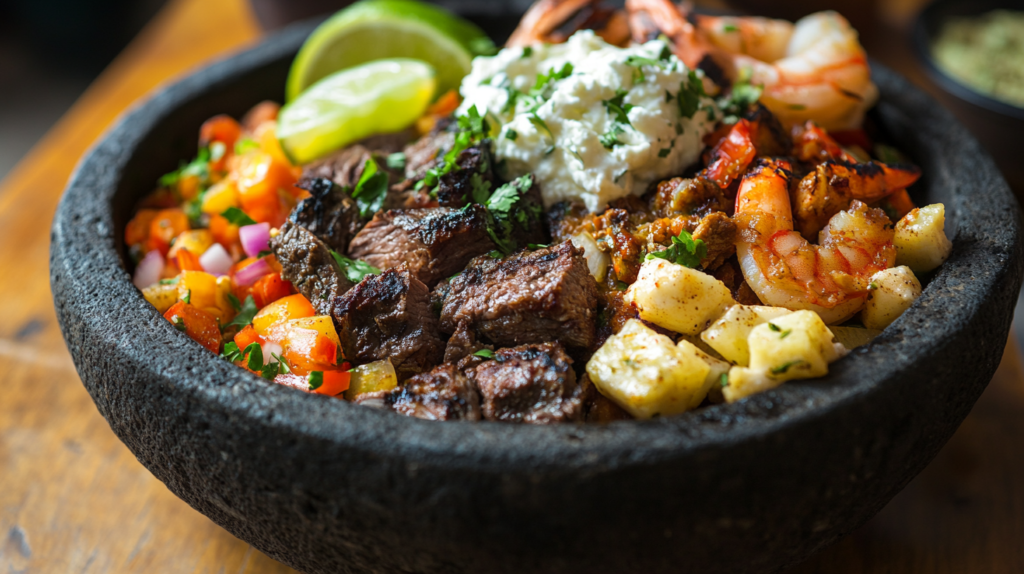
[718,68,763,123]
[474,349,495,359]
[352,157,389,217]
[868,281,879,290]
[227,292,242,312]
[677,70,706,119]
[261,353,290,380]
[488,250,503,259]
[615,281,629,291]
[521,46,532,58]
[182,289,191,304]
[417,105,490,195]
[768,323,781,332]
[624,45,672,82]
[780,329,792,339]
[307,371,324,390]
[527,114,555,155]
[221,341,244,362]
[603,90,634,126]
[386,152,406,171]
[234,137,260,155]
[599,124,626,149]
[527,243,549,250]
[160,277,180,286]
[719,372,729,387]
[645,228,707,268]
[159,147,211,188]
[244,342,263,371]
[331,251,380,283]
[723,23,738,32]
[172,316,187,332]
[484,174,540,255]
[226,295,258,328]
[220,206,256,227]
[770,360,805,375]
[505,129,518,141]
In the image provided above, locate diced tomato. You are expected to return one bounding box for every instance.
[309,370,350,396]
[163,301,221,353]
[125,209,158,247]
[242,101,280,133]
[236,151,297,226]
[252,294,316,339]
[704,119,756,189]
[200,115,242,149]
[147,209,190,255]
[234,324,263,350]
[209,213,240,249]
[251,272,293,308]
[309,334,338,365]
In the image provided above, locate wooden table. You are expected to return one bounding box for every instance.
[1,0,1021,571]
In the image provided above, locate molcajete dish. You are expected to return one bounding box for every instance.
[51,17,1023,574]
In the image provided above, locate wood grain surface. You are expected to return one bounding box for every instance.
[0,0,1021,572]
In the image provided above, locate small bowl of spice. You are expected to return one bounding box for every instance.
[914,0,1024,190]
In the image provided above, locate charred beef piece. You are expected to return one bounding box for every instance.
[384,363,481,421]
[290,177,365,253]
[468,342,583,423]
[502,175,549,248]
[346,205,495,288]
[438,241,599,349]
[545,201,591,244]
[402,120,455,180]
[434,144,495,208]
[270,221,353,315]
[332,265,444,380]
[302,145,384,189]
[691,212,737,270]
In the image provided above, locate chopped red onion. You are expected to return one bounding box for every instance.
[133,250,164,288]
[261,342,283,365]
[199,243,233,276]
[234,257,271,287]
[239,222,271,258]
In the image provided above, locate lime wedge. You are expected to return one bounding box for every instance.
[285,0,495,102]
[277,59,437,164]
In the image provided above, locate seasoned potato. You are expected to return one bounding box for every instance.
[685,340,732,404]
[143,282,178,313]
[723,310,846,403]
[895,204,952,273]
[700,305,794,366]
[587,320,712,419]
[570,231,610,282]
[861,266,921,330]
[626,259,735,335]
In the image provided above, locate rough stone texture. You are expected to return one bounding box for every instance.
[49,22,1024,574]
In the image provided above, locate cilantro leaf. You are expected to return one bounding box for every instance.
[416,106,490,195]
[234,137,260,155]
[226,295,258,328]
[220,207,257,227]
[603,90,634,126]
[505,129,518,141]
[221,341,244,362]
[261,353,290,380]
[172,316,187,332]
[182,289,191,304]
[717,68,763,123]
[227,293,242,312]
[331,251,381,283]
[677,71,706,119]
[719,372,729,387]
[307,371,324,390]
[469,173,492,205]
[474,349,495,359]
[770,360,805,375]
[159,147,211,188]
[386,152,406,170]
[521,46,532,58]
[599,124,626,150]
[352,157,389,218]
[624,45,672,82]
[244,342,263,371]
[484,174,539,255]
[645,228,707,268]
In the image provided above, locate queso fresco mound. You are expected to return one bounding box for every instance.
[124,0,952,424]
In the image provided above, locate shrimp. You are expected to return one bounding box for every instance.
[625,1,878,131]
[734,158,896,324]
[507,0,630,48]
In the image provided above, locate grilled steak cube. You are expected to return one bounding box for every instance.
[291,177,365,253]
[384,363,481,421]
[301,141,406,211]
[438,241,599,349]
[402,120,455,180]
[332,265,444,380]
[468,342,583,423]
[434,144,495,208]
[346,205,495,288]
[270,221,353,315]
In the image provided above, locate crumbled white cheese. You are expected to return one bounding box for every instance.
[458,31,718,212]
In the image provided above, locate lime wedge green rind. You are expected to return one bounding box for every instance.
[286,0,496,102]
[278,58,437,165]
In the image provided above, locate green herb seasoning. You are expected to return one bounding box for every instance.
[933,10,1024,108]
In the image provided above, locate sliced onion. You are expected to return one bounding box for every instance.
[261,342,283,365]
[570,231,610,283]
[239,222,271,258]
[234,257,271,286]
[133,250,164,288]
[199,243,233,276]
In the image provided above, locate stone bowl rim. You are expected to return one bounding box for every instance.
[51,19,1021,474]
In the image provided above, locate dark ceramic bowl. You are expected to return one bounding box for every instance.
[51,19,1023,574]
[913,0,1024,191]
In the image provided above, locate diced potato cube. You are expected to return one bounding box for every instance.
[861,266,921,330]
[723,310,846,403]
[143,282,178,313]
[895,204,952,273]
[344,359,398,400]
[829,326,882,349]
[586,319,712,419]
[683,339,732,404]
[626,259,735,335]
[168,229,214,259]
[570,231,610,282]
[700,305,794,366]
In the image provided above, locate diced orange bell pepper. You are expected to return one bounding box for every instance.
[200,114,243,149]
[252,294,316,340]
[147,209,190,255]
[209,213,240,249]
[125,209,158,247]
[242,101,280,133]
[234,324,263,349]
[252,272,293,308]
[175,248,203,272]
[236,151,296,225]
[309,334,338,365]
[704,119,756,189]
[163,301,221,353]
[314,370,351,396]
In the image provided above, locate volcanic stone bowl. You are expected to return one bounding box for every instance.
[51,20,1023,574]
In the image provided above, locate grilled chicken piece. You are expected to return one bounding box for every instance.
[438,241,599,349]
[468,342,583,423]
[332,265,444,380]
[347,205,495,288]
[385,363,482,421]
[270,221,353,315]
